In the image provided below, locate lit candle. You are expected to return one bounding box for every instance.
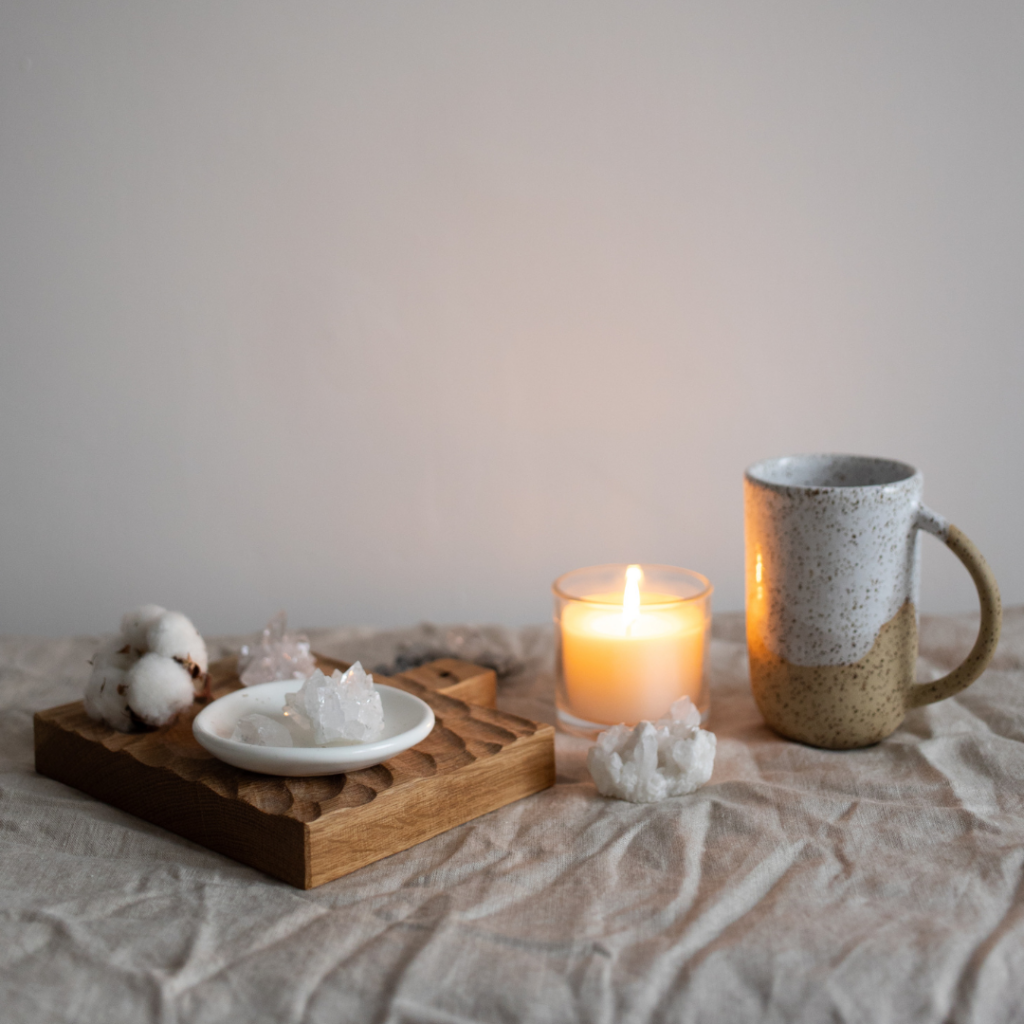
[554,564,711,735]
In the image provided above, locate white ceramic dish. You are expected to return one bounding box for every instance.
[192,681,435,777]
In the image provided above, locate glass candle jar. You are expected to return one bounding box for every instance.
[553,563,712,738]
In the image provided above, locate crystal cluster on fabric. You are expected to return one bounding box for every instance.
[238,611,317,687]
[231,713,294,747]
[380,624,524,679]
[587,697,716,803]
[282,662,384,745]
[84,605,208,731]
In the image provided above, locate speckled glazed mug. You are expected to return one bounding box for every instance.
[745,454,1001,749]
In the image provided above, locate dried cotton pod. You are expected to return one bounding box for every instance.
[120,604,167,651]
[91,635,139,673]
[84,663,133,732]
[125,652,196,727]
[146,611,209,676]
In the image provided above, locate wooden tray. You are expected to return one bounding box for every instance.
[34,655,555,889]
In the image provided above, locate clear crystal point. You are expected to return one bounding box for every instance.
[283,662,384,745]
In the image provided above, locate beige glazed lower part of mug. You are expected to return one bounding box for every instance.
[748,525,1002,750]
[750,600,917,749]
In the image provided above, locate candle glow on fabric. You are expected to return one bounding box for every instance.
[559,565,706,726]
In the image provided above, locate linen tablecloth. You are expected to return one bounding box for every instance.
[2,610,1024,1024]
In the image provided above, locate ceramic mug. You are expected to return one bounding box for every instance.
[744,454,1001,749]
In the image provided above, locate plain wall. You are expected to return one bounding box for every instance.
[2,1,1022,636]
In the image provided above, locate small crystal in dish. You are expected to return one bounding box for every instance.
[587,696,716,803]
[283,662,384,745]
[231,713,294,747]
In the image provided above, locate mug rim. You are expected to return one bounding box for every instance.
[746,453,920,492]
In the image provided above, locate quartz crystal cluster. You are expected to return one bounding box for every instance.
[238,611,317,687]
[587,697,716,803]
[84,605,208,731]
[282,662,384,745]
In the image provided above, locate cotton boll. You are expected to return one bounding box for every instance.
[125,652,196,727]
[92,635,140,673]
[120,604,167,650]
[146,611,208,675]
[84,663,133,732]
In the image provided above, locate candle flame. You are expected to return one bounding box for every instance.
[623,564,643,632]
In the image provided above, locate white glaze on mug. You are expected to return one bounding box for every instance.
[744,454,946,666]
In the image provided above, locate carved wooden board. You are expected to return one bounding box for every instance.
[34,655,555,889]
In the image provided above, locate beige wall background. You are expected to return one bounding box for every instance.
[2,1,1022,636]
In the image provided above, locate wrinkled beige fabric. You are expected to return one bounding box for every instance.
[2,611,1024,1024]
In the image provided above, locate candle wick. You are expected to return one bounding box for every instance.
[623,564,643,634]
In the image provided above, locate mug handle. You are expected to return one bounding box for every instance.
[905,505,1002,709]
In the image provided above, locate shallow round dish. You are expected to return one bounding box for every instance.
[192,681,435,777]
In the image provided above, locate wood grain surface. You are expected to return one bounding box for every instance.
[34,654,555,888]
